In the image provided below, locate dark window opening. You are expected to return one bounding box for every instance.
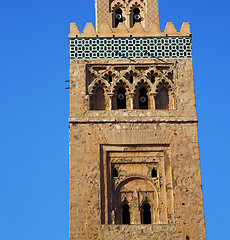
[151,76,155,83]
[109,76,112,83]
[117,87,126,109]
[130,75,133,84]
[186,236,190,240]
[133,8,141,26]
[143,203,151,224]
[155,87,169,109]
[139,88,148,109]
[151,168,157,178]
[122,203,130,224]
[113,168,118,178]
[115,8,123,28]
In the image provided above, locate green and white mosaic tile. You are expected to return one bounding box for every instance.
[70,37,192,59]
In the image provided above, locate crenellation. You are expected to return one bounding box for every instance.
[82,23,97,37]
[69,23,81,38]
[164,22,178,35]
[69,22,191,38]
[180,22,191,35]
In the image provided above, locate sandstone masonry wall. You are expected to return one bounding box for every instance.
[69,122,206,239]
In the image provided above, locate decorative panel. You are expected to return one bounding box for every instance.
[70,37,192,59]
[100,145,174,225]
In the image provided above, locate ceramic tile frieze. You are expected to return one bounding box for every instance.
[69,37,192,59]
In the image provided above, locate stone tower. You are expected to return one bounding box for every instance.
[69,0,206,239]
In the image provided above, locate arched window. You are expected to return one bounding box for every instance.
[138,87,148,109]
[131,8,141,27]
[155,87,169,109]
[142,202,151,224]
[116,87,126,109]
[151,168,157,178]
[114,8,123,28]
[90,87,105,110]
[134,85,148,109]
[122,203,130,224]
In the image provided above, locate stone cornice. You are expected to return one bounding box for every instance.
[69,116,198,123]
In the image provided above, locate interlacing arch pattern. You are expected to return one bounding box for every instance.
[88,64,175,110]
[110,0,145,12]
[111,2,126,13]
[128,1,145,13]
[102,67,120,79]
[164,65,174,77]
[110,77,132,94]
[133,78,152,93]
[120,65,136,77]
[88,78,110,95]
[155,77,174,93]
[88,66,100,78]
[143,67,161,78]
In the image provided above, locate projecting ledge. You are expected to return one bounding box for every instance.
[100,223,176,232]
[69,116,198,123]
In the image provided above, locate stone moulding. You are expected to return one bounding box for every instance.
[69,22,191,38]
[68,116,198,123]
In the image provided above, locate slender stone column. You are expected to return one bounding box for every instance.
[169,92,175,110]
[127,93,135,110]
[149,92,156,109]
[107,93,113,110]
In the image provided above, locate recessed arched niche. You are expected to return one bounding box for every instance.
[134,84,149,110]
[112,85,127,110]
[155,86,169,110]
[130,7,141,28]
[113,8,123,28]
[122,201,130,224]
[142,202,152,224]
[90,86,105,110]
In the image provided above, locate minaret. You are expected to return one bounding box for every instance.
[69,0,206,239]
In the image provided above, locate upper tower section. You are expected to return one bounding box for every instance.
[69,0,190,39]
[95,0,159,31]
[69,0,195,121]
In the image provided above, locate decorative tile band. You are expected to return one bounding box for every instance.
[70,37,192,60]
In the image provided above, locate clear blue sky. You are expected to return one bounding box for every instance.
[0,0,229,239]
